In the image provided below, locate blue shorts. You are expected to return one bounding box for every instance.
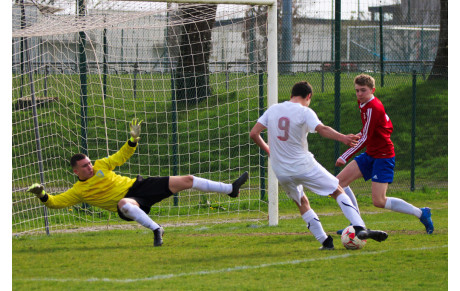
[354,152,395,183]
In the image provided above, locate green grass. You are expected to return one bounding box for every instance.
[12,189,448,290]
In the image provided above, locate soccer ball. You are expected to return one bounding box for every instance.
[341,226,367,250]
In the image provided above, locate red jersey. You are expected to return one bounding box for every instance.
[340,96,395,162]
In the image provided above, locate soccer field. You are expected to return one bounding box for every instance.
[12,0,448,288]
[12,190,447,290]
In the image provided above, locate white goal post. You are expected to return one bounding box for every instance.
[12,0,279,235]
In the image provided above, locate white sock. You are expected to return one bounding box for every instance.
[385,197,423,218]
[120,203,160,231]
[192,176,232,194]
[301,209,328,244]
[336,193,365,227]
[343,186,360,214]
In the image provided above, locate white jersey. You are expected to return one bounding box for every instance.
[257,101,322,176]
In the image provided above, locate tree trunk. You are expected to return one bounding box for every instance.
[174,4,217,105]
[428,0,447,80]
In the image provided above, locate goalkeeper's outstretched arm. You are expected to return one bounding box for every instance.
[27,184,82,209]
[26,118,142,208]
[98,118,142,170]
[27,183,45,198]
[129,118,142,143]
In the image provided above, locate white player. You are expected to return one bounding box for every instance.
[250,81,388,250]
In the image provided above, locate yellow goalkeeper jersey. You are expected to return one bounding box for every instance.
[44,141,138,212]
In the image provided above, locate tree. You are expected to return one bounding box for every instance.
[428,0,447,80]
[173,4,217,105]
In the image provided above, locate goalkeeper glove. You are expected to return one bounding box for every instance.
[27,183,45,198]
[129,118,143,143]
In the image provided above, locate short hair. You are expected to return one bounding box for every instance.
[291,81,313,99]
[70,153,87,168]
[354,74,375,89]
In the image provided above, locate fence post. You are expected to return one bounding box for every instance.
[78,0,90,211]
[379,7,385,87]
[44,64,48,98]
[133,62,138,99]
[411,71,417,191]
[78,0,88,156]
[171,75,179,206]
[20,37,25,99]
[225,62,229,91]
[121,29,124,64]
[321,65,325,92]
[103,27,108,100]
[258,71,266,200]
[249,7,255,74]
[333,0,341,175]
[280,0,292,73]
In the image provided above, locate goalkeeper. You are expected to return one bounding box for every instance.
[27,118,248,247]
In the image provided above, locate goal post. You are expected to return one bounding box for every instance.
[12,0,279,235]
[265,0,278,226]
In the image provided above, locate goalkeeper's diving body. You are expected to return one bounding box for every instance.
[27,119,249,247]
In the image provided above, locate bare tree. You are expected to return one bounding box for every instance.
[173,4,217,105]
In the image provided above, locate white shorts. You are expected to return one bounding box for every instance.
[276,161,339,205]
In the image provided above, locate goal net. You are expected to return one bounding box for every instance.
[12,0,277,235]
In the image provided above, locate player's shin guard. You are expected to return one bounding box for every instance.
[120,203,160,231]
[343,186,360,214]
[302,209,328,243]
[385,197,423,217]
[192,176,232,194]
[336,193,365,227]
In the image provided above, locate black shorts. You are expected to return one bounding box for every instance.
[117,175,174,221]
